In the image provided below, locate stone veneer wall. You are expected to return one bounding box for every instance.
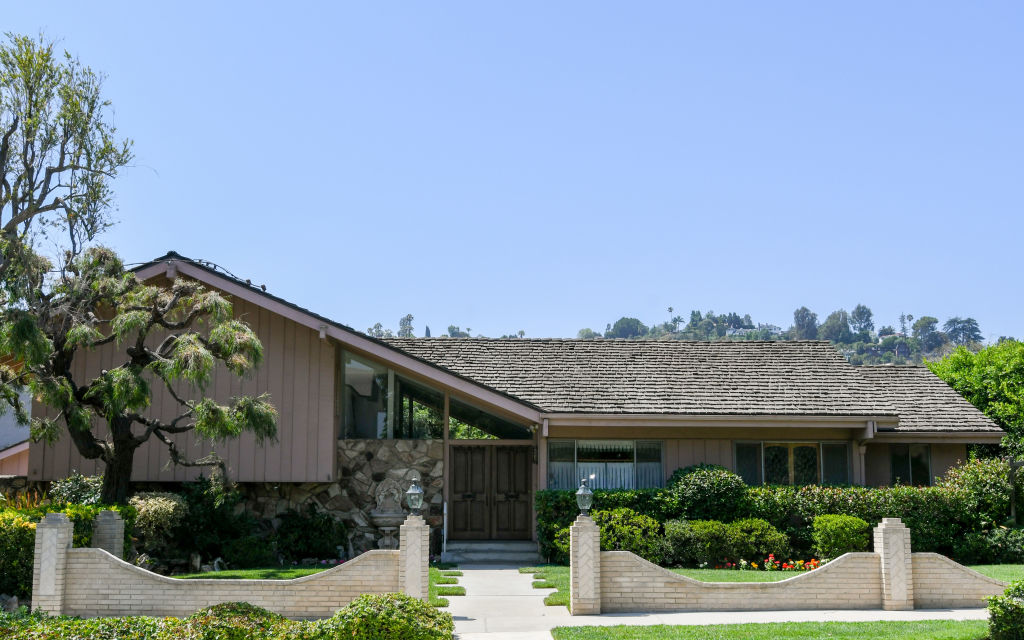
[0,475,47,498]
[241,439,444,555]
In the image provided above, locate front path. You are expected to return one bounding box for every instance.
[449,565,990,640]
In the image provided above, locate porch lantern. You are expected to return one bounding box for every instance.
[575,477,593,516]
[406,478,424,516]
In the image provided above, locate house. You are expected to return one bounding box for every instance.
[24,252,1003,552]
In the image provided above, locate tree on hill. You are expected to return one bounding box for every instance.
[850,304,874,335]
[447,325,470,338]
[928,340,1024,456]
[912,316,946,352]
[819,309,854,344]
[792,307,818,339]
[606,317,649,339]
[577,328,601,339]
[397,314,414,338]
[944,317,983,347]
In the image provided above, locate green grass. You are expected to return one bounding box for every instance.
[520,565,570,607]
[550,620,989,639]
[670,568,793,582]
[969,564,1024,582]
[429,566,464,607]
[177,566,328,580]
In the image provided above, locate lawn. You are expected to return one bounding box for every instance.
[179,563,466,608]
[521,563,1023,610]
[550,620,989,639]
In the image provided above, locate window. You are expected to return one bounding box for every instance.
[449,397,532,440]
[394,377,444,439]
[890,444,931,486]
[547,440,664,490]
[341,352,389,439]
[734,441,850,485]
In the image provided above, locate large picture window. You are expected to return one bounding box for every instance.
[547,440,664,490]
[340,350,445,440]
[734,441,850,486]
[890,444,931,486]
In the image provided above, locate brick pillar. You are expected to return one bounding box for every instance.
[874,517,914,610]
[570,514,601,615]
[399,514,429,601]
[92,510,124,558]
[32,512,73,615]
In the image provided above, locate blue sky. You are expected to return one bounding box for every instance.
[8,3,1022,340]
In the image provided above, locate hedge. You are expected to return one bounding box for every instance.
[537,458,1014,562]
[0,503,137,599]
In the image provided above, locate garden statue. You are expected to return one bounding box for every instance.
[370,478,406,549]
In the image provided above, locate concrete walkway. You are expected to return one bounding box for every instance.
[449,565,990,640]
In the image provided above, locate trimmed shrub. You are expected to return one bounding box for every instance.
[672,467,747,522]
[954,528,1024,565]
[667,463,728,490]
[812,514,870,559]
[3,503,137,554]
[592,507,668,564]
[663,519,692,567]
[0,512,36,599]
[275,504,347,561]
[730,518,790,561]
[180,602,287,640]
[328,593,454,640]
[130,492,189,555]
[686,520,737,566]
[938,456,1015,527]
[48,471,103,505]
[989,580,1024,640]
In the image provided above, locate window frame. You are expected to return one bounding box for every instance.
[889,443,932,486]
[547,439,665,490]
[733,440,851,485]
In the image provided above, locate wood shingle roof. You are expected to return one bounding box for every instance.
[859,365,1002,432]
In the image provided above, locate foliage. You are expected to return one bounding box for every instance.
[179,602,286,640]
[928,340,1024,456]
[48,471,103,505]
[3,503,136,552]
[219,535,277,569]
[326,593,454,640]
[989,580,1024,640]
[274,504,347,561]
[792,307,818,339]
[681,520,738,566]
[0,511,35,598]
[591,508,667,564]
[818,310,854,344]
[729,518,790,561]
[671,467,747,522]
[174,476,255,560]
[811,515,870,559]
[605,317,649,339]
[667,463,727,489]
[937,456,1016,526]
[548,620,989,640]
[954,529,1024,565]
[129,492,189,555]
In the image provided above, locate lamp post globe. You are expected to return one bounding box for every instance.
[575,478,593,516]
[406,478,424,516]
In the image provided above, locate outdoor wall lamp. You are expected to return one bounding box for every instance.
[406,478,424,516]
[576,477,593,516]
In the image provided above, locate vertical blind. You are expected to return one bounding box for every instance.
[547,440,663,490]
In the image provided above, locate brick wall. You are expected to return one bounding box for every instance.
[912,553,1006,608]
[62,548,399,618]
[600,551,882,612]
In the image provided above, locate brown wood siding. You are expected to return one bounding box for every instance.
[930,443,967,484]
[28,293,336,483]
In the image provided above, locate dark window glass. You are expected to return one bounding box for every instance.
[793,445,820,485]
[821,443,850,485]
[890,444,930,485]
[341,353,389,439]
[764,445,790,485]
[735,443,762,485]
[449,398,532,440]
[548,440,575,490]
[636,441,664,488]
[394,376,443,439]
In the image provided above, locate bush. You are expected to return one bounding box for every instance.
[3,503,137,555]
[223,535,279,569]
[686,520,737,566]
[592,507,668,564]
[938,456,1015,527]
[181,602,287,640]
[954,528,1024,565]
[663,519,692,566]
[48,471,103,505]
[812,514,870,559]
[275,504,347,561]
[328,593,454,640]
[730,518,790,561]
[672,467,747,522]
[667,463,728,489]
[175,476,255,560]
[0,512,36,599]
[989,580,1024,640]
[130,492,189,555]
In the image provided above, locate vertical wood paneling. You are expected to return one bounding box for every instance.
[317,338,334,482]
[280,318,295,481]
[257,306,271,482]
[290,327,310,482]
[265,311,284,480]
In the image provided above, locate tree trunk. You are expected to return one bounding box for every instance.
[99,417,139,504]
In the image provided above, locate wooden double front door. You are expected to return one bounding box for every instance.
[450,445,532,540]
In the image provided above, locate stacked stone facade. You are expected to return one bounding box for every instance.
[241,439,443,555]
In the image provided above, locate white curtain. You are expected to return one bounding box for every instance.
[579,462,635,490]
